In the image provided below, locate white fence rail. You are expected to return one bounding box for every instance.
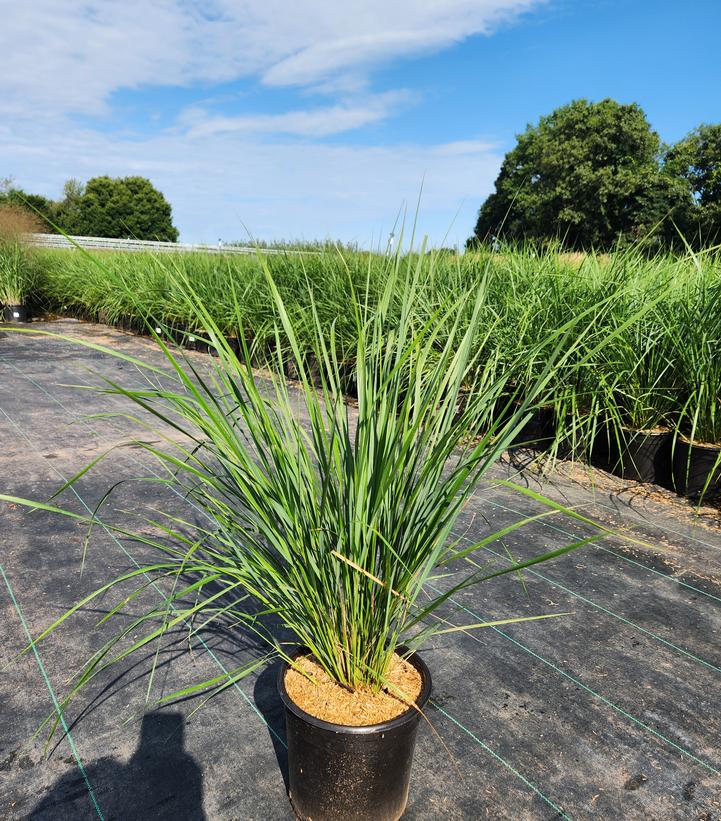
[26,233,300,255]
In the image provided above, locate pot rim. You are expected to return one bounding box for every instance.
[619,425,671,436]
[277,646,432,735]
[675,434,721,452]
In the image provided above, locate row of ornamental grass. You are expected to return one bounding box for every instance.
[23,240,721,451]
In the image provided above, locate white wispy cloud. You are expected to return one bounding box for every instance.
[1,0,542,116]
[179,92,413,139]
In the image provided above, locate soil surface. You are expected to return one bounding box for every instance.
[2,319,721,820]
[284,654,423,725]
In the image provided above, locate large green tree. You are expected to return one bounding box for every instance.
[469,99,690,250]
[75,176,179,241]
[664,123,721,245]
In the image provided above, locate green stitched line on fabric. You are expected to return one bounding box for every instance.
[476,493,721,606]
[436,587,721,778]
[0,403,287,751]
[431,701,572,820]
[589,498,721,552]
[477,462,721,554]
[596,546,721,605]
[458,534,721,676]
[1,564,105,821]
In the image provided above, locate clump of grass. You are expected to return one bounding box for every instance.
[664,272,721,445]
[585,252,678,468]
[0,205,42,306]
[28,238,721,460]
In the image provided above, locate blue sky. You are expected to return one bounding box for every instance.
[2,0,719,246]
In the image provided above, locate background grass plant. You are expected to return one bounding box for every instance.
[28,242,721,452]
[0,205,43,307]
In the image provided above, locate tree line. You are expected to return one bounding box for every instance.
[0,176,178,242]
[468,99,721,251]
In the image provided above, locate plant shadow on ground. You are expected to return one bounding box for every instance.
[30,712,206,820]
[22,564,295,818]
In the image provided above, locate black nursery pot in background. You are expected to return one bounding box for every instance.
[278,650,432,821]
[2,305,28,322]
[604,428,673,485]
[672,438,721,499]
[185,334,210,353]
[507,405,556,451]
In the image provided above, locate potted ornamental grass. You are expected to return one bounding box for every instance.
[5,247,620,820]
[596,307,677,485]
[667,277,721,500]
[0,204,42,322]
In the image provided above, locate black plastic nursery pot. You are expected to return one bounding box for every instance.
[119,315,143,334]
[185,333,210,353]
[491,396,556,451]
[605,428,673,485]
[507,405,556,450]
[672,438,721,499]
[225,337,242,356]
[278,649,432,821]
[2,304,28,323]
